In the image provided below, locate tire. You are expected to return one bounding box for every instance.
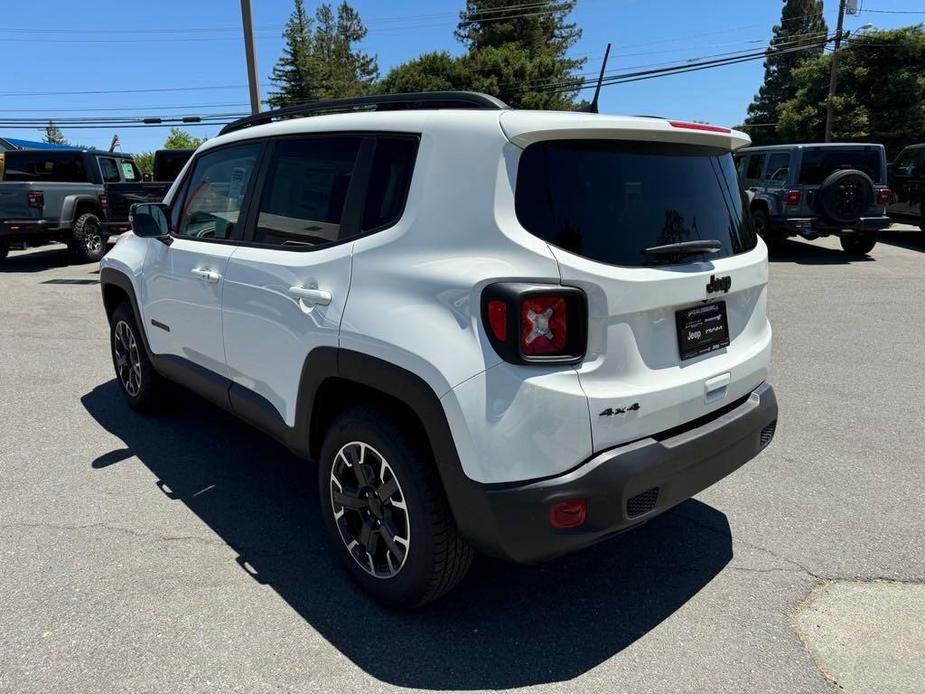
[69,212,108,263]
[0,239,8,261]
[109,302,165,411]
[318,405,474,608]
[751,208,783,251]
[817,169,874,225]
[840,232,877,256]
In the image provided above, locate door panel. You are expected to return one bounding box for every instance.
[141,238,236,373]
[140,141,262,374]
[221,135,366,426]
[222,245,353,425]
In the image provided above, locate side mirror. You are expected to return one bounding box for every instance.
[130,202,170,238]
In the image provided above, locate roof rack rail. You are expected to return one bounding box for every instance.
[219,91,509,136]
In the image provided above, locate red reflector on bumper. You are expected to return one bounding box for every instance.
[549,499,587,529]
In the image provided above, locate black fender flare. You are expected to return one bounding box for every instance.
[62,194,103,227]
[296,348,497,554]
[99,267,154,362]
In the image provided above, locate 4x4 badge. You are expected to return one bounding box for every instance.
[599,403,640,417]
[706,274,732,294]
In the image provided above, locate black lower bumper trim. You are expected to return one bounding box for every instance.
[457,382,778,564]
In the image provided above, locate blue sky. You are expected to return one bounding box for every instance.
[0,0,921,154]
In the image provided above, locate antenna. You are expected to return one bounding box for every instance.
[588,43,612,114]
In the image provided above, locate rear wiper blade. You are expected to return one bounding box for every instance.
[642,240,722,255]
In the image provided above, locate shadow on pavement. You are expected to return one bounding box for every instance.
[767,237,873,265]
[82,379,733,690]
[878,227,925,253]
[0,243,113,274]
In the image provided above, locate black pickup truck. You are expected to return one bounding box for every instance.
[103,148,195,235]
[0,148,195,262]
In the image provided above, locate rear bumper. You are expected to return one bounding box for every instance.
[771,215,891,235]
[456,382,778,564]
[0,219,60,238]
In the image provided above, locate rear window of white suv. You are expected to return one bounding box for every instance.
[515,140,757,267]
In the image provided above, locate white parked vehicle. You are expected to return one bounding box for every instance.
[100,92,778,607]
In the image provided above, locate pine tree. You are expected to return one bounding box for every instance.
[311,2,378,98]
[43,121,68,145]
[268,0,317,108]
[743,0,828,144]
[455,0,585,110]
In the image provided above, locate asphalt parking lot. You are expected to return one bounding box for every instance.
[1,229,923,694]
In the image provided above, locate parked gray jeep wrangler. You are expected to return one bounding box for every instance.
[735,143,892,256]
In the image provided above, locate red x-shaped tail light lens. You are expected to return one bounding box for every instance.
[521,296,568,356]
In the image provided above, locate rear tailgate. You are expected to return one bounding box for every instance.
[503,113,771,453]
[0,183,38,221]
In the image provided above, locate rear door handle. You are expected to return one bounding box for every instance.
[192,268,221,283]
[288,285,332,306]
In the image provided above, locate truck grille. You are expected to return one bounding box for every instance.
[626,487,660,518]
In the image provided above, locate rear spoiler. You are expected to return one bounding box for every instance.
[499,112,751,151]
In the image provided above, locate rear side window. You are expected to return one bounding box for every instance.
[765,153,790,182]
[799,147,883,184]
[515,140,757,267]
[3,152,87,182]
[254,136,361,248]
[745,153,766,180]
[361,136,418,232]
[99,157,121,183]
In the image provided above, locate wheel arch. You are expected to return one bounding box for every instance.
[99,267,154,361]
[297,348,496,553]
[61,194,103,225]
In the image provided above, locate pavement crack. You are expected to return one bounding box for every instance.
[0,521,226,547]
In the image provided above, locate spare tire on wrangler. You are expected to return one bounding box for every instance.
[816,169,874,225]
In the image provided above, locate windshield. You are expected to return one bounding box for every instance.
[798,147,884,184]
[515,140,757,267]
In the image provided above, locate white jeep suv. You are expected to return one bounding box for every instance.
[100,92,778,607]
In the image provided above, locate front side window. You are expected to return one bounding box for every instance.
[99,157,121,183]
[254,136,361,247]
[894,148,924,176]
[515,139,757,267]
[177,143,261,240]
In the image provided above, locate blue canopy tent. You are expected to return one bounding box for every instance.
[1,137,77,150]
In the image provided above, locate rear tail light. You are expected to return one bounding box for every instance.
[98,192,109,209]
[549,499,587,529]
[482,283,587,364]
[26,191,44,208]
[877,188,892,205]
[785,190,801,206]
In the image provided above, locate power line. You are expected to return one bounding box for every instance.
[0,84,270,97]
[860,8,925,14]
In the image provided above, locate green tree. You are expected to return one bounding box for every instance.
[311,2,378,98]
[268,0,317,107]
[378,51,469,94]
[775,26,925,156]
[134,151,154,174]
[164,127,204,149]
[743,0,828,144]
[454,0,585,109]
[43,121,68,146]
[268,0,378,107]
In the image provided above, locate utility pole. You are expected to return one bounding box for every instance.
[824,0,848,142]
[240,0,261,115]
